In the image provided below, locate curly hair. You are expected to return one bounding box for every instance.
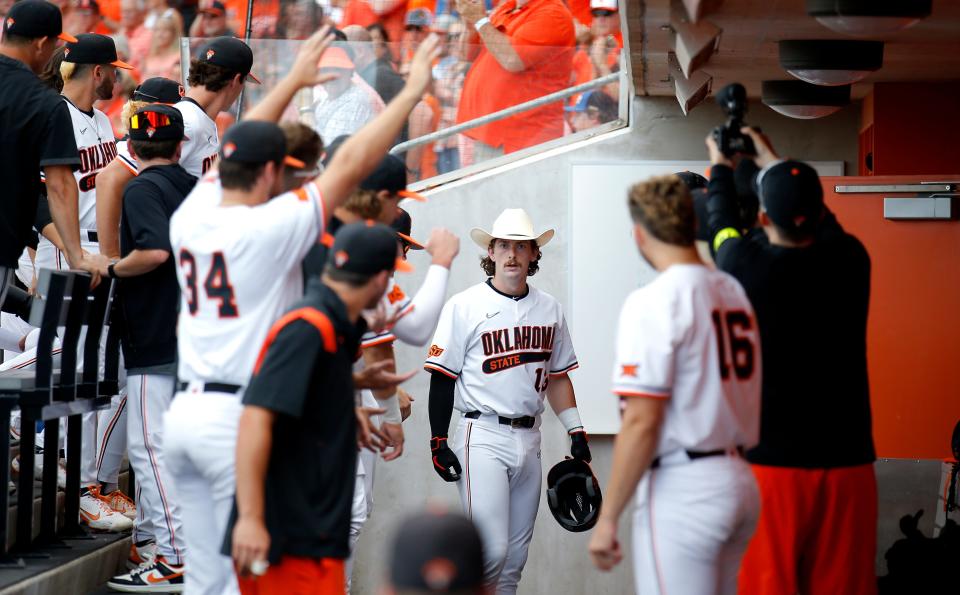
[119,99,151,134]
[280,122,323,168]
[342,189,382,220]
[628,175,696,247]
[187,59,239,92]
[480,239,541,277]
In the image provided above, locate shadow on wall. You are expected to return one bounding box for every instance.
[877,511,960,594]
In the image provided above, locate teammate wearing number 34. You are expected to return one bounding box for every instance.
[425,208,590,594]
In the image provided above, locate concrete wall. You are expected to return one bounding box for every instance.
[350,96,865,593]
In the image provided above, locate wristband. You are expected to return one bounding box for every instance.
[107,263,117,279]
[557,407,584,433]
[474,17,490,31]
[380,394,402,424]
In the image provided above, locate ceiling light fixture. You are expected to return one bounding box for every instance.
[761,80,851,119]
[779,40,883,86]
[806,0,932,37]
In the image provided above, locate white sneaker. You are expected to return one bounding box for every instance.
[102,489,137,521]
[80,485,133,532]
[107,556,184,593]
[11,447,67,489]
[126,540,157,570]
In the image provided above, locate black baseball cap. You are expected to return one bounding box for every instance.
[198,36,260,84]
[757,160,824,234]
[64,33,133,69]
[133,77,184,103]
[128,105,187,142]
[390,510,484,592]
[198,0,227,16]
[328,222,413,275]
[323,136,427,201]
[391,208,424,250]
[675,170,708,191]
[3,0,77,43]
[220,121,304,168]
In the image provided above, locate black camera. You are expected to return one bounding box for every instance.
[711,83,756,158]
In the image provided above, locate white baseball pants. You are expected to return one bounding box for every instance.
[632,454,760,595]
[127,374,184,563]
[164,389,241,595]
[451,415,542,595]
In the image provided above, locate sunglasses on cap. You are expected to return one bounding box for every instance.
[129,110,174,130]
[591,8,616,17]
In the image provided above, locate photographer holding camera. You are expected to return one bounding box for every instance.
[704,86,878,595]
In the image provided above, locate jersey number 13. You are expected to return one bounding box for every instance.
[711,310,755,380]
[179,249,239,318]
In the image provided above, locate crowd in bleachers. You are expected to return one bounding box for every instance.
[0,0,623,182]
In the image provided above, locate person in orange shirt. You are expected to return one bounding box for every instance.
[455,0,575,161]
[588,0,620,97]
[65,0,113,34]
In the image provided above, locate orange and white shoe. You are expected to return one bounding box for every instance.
[107,555,184,593]
[80,485,133,532]
[102,489,137,521]
[126,540,157,570]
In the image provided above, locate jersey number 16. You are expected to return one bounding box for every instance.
[179,249,239,318]
[711,310,755,380]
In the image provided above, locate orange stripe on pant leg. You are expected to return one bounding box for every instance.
[97,394,126,476]
[141,376,183,562]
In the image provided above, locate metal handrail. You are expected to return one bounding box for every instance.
[389,72,620,154]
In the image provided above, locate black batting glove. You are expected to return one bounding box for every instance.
[430,436,462,482]
[570,430,592,463]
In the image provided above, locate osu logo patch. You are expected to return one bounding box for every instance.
[222,142,236,158]
[146,127,156,138]
[6,17,14,28]
[64,47,70,58]
[387,284,406,305]
[334,250,349,267]
[620,364,639,377]
[421,558,456,590]
[206,49,216,60]
[427,344,444,358]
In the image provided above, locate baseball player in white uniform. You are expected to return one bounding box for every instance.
[588,175,761,595]
[425,208,591,594]
[23,34,136,531]
[163,31,441,595]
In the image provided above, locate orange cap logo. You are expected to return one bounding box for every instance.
[6,17,14,28]
[64,47,70,57]
[620,364,639,377]
[334,250,349,267]
[206,49,216,60]
[421,558,457,590]
[222,142,236,158]
[146,127,156,138]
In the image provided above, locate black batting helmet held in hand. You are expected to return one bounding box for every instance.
[546,458,602,533]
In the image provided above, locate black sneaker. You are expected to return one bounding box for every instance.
[107,555,185,593]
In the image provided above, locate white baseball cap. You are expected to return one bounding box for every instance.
[590,0,619,12]
[470,209,555,249]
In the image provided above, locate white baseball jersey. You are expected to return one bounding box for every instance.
[361,278,413,348]
[169,175,327,386]
[612,264,761,455]
[36,99,115,269]
[425,281,578,419]
[175,98,220,178]
[115,138,138,175]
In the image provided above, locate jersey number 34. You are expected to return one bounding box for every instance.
[179,249,239,318]
[711,310,755,380]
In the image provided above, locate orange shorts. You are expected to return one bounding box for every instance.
[738,463,878,595]
[238,556,345,595]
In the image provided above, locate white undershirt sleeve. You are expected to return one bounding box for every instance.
[390,264,450,347]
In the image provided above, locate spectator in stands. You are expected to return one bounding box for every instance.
[344,24,404,104]
[117,0,152,70]
[140,11,181,80]
[143,0,175,29]
[313,46,380,143]
[588,0,620,97]
[565,89,616,132]
[455,0,575,161]
[366,21,394,67]
[432,15,466,174]
[65,0,105,34]
[341,0,410,59]
[274,0,324,40]
[384,510,488,595]
[188,0,235,38]
[399,6,431,75]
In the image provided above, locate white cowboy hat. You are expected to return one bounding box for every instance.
[470,208,555,249]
